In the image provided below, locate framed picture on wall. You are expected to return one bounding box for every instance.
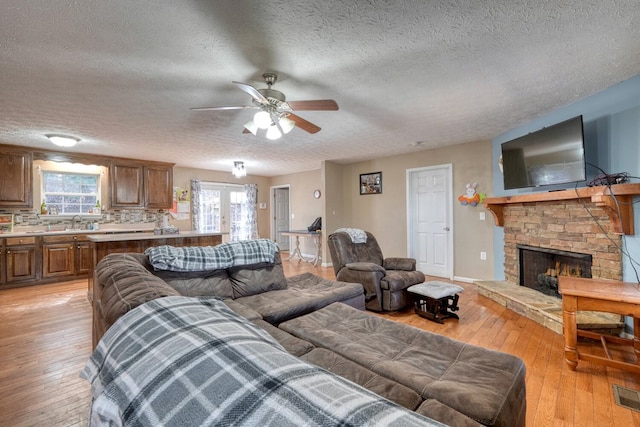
[360,172,382,195]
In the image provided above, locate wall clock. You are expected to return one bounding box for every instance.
[313,189,321,199]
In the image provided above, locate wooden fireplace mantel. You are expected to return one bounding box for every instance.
[483,183,640,235]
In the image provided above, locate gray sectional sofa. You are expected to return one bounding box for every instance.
[92,250,364,346]
[89,241,526,426]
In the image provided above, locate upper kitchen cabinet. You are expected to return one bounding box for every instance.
[0,149,33,208]
[144,164,173,209]
[110,162,144,208]
[109,161,173,209]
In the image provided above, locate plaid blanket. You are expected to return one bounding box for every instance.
[335,228,368,243]
[144,238,278,271]
[81,297,443,427]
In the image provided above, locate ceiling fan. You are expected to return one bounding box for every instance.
[191,73,338,139]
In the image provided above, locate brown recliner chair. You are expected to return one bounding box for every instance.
[327,230,425,312]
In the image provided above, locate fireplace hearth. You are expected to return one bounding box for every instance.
[518,244,592,297]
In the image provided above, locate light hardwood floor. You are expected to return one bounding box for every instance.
[1,257,639,426]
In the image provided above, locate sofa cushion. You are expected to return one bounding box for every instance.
[300,348,423,411]
[227,260,288,298]
[153,267,234,299]
[279,302,526,427]
[234,272,365,324]
[223,300,262,321]
[95,253,181,330]
[252,319,314,357]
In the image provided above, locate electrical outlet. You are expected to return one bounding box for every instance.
[479,212,486,221]
[480,251,487,260]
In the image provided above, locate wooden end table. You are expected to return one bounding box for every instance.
[559,276,640,373]
[281,230,322,266]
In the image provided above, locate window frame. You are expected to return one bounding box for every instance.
[41,170,102,216]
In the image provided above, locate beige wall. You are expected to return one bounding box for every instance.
[318,140,495,281]
[171,167,271,239]
[322,161,346,263]
[270,169,323,257]
[340,140,494,280]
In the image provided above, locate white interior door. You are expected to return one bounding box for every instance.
[272,186,290,250]
[407,164,453,279]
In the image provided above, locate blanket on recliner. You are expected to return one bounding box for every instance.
[81,296,443,427]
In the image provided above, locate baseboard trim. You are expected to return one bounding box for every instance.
[453,276,478,283]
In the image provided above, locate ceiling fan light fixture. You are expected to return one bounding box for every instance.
[266,125,282,140]
[46,134,80,147]
[243,120,258,135]
[254,111,272,129]
[232,161,246,178]
[279,116,295,134]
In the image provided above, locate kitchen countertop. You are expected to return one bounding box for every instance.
[2,227,156,237]
[87,231,224,242]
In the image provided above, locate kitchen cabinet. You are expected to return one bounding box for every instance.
[144,164,173,209]
[0,148,32,208]
[76,238,92,275]
[0,143,175,210]
[4,237,38,285]
[42,235,75,278]
[110,162,144,208]
[110,161,173,209]
[42,234,92,279]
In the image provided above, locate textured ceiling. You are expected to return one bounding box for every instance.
[1,1,638,176]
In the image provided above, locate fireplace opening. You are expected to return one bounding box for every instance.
[517,244,592,297]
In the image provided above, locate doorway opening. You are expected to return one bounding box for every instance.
[271,185,290,250]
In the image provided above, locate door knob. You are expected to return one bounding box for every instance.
[444,227,450,231]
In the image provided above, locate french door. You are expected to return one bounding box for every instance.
[198,183,247,241]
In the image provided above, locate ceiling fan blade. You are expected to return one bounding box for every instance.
[190,105,257,111]
[233,81,269,104]
[287,99,339,111]
[288,113,321,134]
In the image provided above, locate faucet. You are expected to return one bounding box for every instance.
[72,215,81,230]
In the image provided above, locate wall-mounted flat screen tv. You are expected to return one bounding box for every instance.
[501,115,586,190]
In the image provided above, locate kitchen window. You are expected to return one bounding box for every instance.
[42,171,100,214]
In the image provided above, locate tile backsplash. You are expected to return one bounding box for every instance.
[0,208,168,231]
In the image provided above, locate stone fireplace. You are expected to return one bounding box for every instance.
[476,190,631,334]
[503,199,622,284]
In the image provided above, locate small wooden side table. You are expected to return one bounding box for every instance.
[559,276,640,373]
